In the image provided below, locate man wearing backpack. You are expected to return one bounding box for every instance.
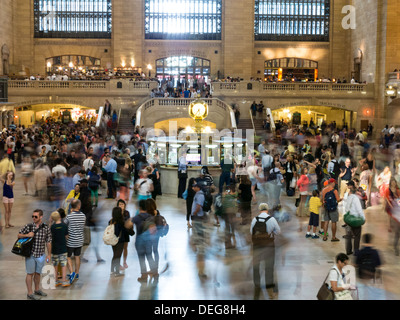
[250,203,281,300]
[321,179,342,242]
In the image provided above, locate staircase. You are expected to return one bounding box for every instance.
[117,109,136,132]
[237,118,265,135]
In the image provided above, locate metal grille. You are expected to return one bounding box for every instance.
[145,0,222,40]
[255,0,330,41]
[34,0,112,39]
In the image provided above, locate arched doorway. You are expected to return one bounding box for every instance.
[155,56,211,88]
[264,57,318,82]
[272,105,357,130]
[45,55,102,76]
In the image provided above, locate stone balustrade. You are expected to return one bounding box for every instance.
[8,79,158,92]
[136,98,236,130]
[212,81,374,98]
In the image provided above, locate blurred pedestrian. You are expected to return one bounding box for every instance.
[251,203,281,299]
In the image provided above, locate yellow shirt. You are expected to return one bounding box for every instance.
[309,196,322,215]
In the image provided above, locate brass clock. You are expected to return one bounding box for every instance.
[189,99,209,121]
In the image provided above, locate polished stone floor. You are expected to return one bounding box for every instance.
[1,167,400,300]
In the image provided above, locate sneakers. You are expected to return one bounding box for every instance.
[62,281,71,287]
[27,294,41,300]
[305,234,312,239]
[69,272,76,284]
[34,290,47,297]
[55,281,62,287]
[312,234,320,239]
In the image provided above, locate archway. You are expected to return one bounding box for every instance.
[271,105,357,130]
[155,56,211,88]
[264,57,318,81]
[14,104,98,127]
[45,55,102,76]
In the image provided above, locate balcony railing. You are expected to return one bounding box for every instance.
[8,79,158,93]
[212,81,374,97]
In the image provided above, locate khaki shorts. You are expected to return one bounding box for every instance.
[323,208,339,223]
[52,253,68,267]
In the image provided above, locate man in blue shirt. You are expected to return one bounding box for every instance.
[103,154,117,199]
[191,183,207,278]
[183,88,190,98]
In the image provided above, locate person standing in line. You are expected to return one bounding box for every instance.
[65,199,86,284]
[344,180,366,255]
[251,203,281,300]
[177,152,188,199]
[49,211,70,287]
[108,207,130,277]
[18,209,52,300]
[2,171,15,228]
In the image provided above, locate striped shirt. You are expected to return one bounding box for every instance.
[65,211,86,248]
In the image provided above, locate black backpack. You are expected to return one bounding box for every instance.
[202,190,213,212]
[329,160,341,180]
[267,169,278,182]
[252,216,274,246]
[324,190,338,212]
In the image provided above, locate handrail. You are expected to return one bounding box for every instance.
[249,108,256,134]
[136,97,237,129]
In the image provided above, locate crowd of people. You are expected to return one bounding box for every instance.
[1,95,399,300]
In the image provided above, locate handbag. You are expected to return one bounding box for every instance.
[317,268,337,300]
[182,189,188,200]
[344,197,366,228]
[11,224,44,257]
[335,290,354,300]
[295,197,301,207]
[83,226,91,246]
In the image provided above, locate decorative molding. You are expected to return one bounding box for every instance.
[254,42,330,49]
[34,39,112,46]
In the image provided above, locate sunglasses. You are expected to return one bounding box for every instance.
[32,215,39,219]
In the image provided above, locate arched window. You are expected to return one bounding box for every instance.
[145,0,222,40]
[255,0,330,41]
[34,0,112,38]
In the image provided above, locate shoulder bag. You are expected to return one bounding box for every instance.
[317,268,337,300]
[11,224,45,257]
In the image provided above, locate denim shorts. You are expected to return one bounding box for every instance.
[25,254,46,274]
[52,253,68,267]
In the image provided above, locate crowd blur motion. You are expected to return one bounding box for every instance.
[1,96,400,300]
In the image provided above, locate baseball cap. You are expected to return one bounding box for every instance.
[328,178,336,184]
[259,203,269,211]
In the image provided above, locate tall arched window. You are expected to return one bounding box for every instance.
[34,0,112,38]
[255,0,330,41]
[145,0,222,40]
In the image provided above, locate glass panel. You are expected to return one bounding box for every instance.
[145,0,222,40]
[34,0,112,38]
[255,0,330,41]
